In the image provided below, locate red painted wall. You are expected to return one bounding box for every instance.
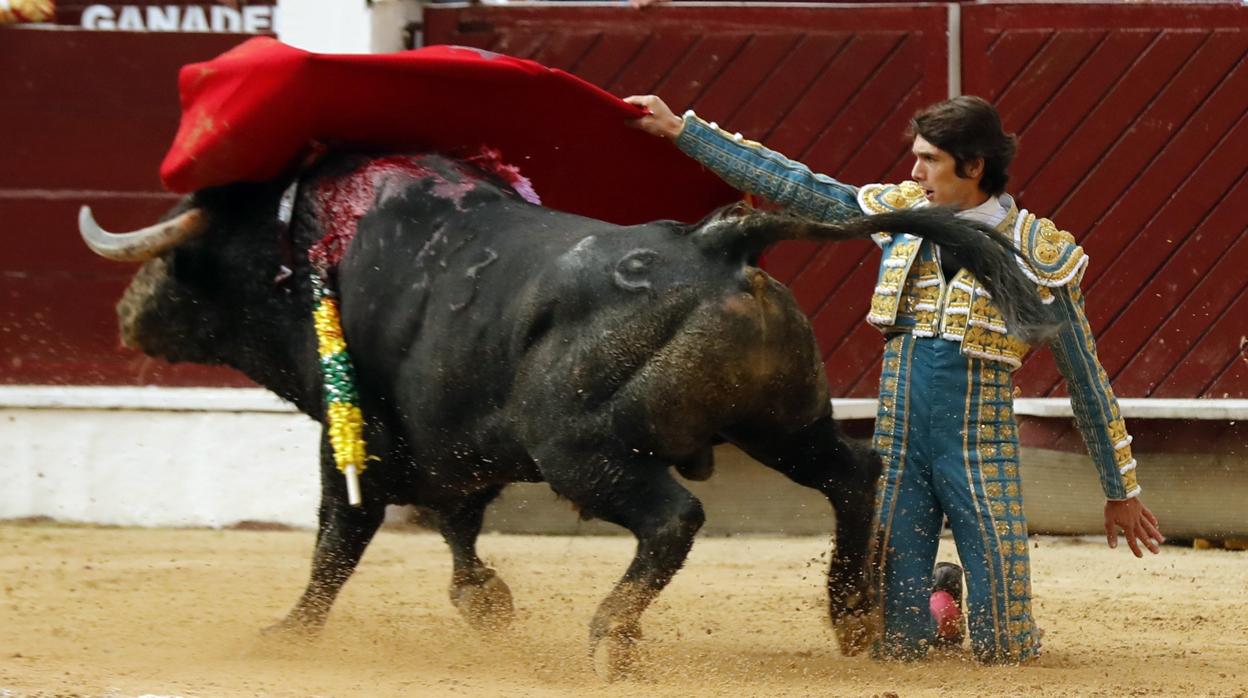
[0,28,253,385]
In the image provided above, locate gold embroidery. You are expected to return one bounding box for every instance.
[1035,242,1061,265]
[1122,468,1140,493]
[871,181,926,211]
[1018,212,1086,285]
[1108,418,1130,448]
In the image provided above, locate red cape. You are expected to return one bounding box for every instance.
[160,37,738,225]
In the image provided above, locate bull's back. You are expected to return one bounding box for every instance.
[335,188,619,451]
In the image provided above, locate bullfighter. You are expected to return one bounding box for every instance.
[625,93,1164,664]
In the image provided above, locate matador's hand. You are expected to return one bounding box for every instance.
[623,95,685,140]
[1104,497,1164,557]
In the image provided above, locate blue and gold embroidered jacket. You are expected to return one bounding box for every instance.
[675,112,1139,499]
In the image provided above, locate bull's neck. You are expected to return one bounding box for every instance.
[227,310,323,418]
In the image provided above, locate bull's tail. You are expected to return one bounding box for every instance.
[692,204,1057,343]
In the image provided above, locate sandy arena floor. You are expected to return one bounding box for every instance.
[0,523,1244,697]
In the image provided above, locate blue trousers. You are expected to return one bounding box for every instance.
[871,334,1040,663]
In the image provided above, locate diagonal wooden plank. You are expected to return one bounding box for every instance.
[730,34,851,141]
[652,33,752,114]
[696,33,803,130]
[995,30,1106,140]
[1013,30,1205,238]
[1088,158,1248,391]
[602,32,654,93]
[838,72,928,184]
[982,29,1053,102]
[822,322,886,397]
[1048,30,1243,248]
[1011,29,1157,193]
[766,32,904,158]
[607,31,698,97]
[1080,80,1248,328]
[1152,275,1248,398]
[570,32,650,88]
[793,33,910,171]
[789,241,874,318]
[809,255,879,362]
[762,240,822,287]
[1112,227,1248,397]
[521,30,593,69]
[1029,158,1247,397]
[490,29,553,61]
[844,353,884,399]
[1203,338,1248,399]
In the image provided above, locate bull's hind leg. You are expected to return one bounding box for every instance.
[724,414,882,655]
[437,485,515,632]
[538,446,705,681]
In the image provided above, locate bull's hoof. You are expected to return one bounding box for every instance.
[260,614,322,640]
[450,572,515,633]
[589,623,641,682]
[832,610,879,657]
[247,614,323,658]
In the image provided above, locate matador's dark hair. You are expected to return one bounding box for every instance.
[908,96,1018,196]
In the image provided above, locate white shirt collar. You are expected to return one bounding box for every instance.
[957,194,1009,228]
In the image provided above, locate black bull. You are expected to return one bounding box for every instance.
[80,153,1051,677]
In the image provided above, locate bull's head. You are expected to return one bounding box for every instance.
[79,184,297,368]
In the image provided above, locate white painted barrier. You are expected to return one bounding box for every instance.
[2,387,1244,534]
[1,401,320,528]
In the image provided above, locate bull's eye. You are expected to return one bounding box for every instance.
[614,248,659,292]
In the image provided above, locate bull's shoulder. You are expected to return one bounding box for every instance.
[1012,209,1088,287]
[857,181,926,214]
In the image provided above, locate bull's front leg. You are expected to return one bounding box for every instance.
[269,435,385,635]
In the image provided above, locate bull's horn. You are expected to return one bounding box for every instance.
[78,206,209,262]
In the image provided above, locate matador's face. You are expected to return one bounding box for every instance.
[910,135,986,210]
